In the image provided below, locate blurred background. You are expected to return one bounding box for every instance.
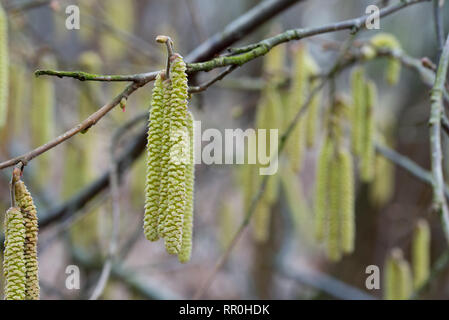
[0,0,448,299]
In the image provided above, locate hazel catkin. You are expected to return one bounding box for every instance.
[14,180,39,300]
[179,111,195,263]
[339,149,355,254]
[3,207,26,300]
[360,81,376,183]
[370,33,402,85]
[159,54,189,254]
[412,219,430,290]
[314,138,333,241]
[144,72,166,241]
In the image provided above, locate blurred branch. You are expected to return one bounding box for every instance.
[89,122,125,300]
[429,34,449,245]
[375,144,449,199]
[5,0,54,14]
[277,264,377,300]
[433,0,445,59]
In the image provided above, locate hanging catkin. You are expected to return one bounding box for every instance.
[360,80,376,183]
[286,44,308,172]
[351,67,365,156]
[339,149,355,254]
[412,219,430,290]
[384,248,412,300]
[370,152,395,207]
[179,111,195,263]
[159,54,189,254]
[0,3,8,130]
[304,53,321,148]
[314,139,333,241]
[3,207,26,300]
[100,0,135,62]
[327,154,341,261]
[370,33,402,85]
[144,72,166,241]
[14,180,39,300]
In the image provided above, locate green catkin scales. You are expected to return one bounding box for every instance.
[370,33,402,85]
[179,111,195,263]
[3,207,26,300]
[15,180,39,300]
[144,72,166,242]
[157,79,173,232]
[0,3,8,130]
[360,81,376,183]
[412,219,430,290]
[327,155,341,262]
[351,67,365,156]
[160,54,189,254]
[314,139,333,241]
[339,150,355,254]
[287,44,308,172]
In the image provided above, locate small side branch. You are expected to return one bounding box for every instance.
[34,70,156,82]
[429,34,449,244]
[189,65,238,93]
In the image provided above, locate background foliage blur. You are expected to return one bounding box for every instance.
[0,0,448,299]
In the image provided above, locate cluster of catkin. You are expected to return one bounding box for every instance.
[384,219,430,300]
[243,41,321,243]
[144,54,195,263]
[3,172,39,300]
[314,97,354,261]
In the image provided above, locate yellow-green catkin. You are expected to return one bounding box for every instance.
[15,180,39,300]
[370,153,395,207]
[327,155,341,261]
[144,72,166,242]
[286,44,308,172]
[351,67,365,156]
[252,200,271,243]
[304,53,321,148]
[0,3,8,130]
[31,55,56,147]
[370,33,402,85]
[179,111,195,263]
[281,165,313,244]
[339,150,355,254]
[360,81,376,183]
[10,63,27,138]
[412,219,430,290]
[100,0,134,62]
[384,249,412,300]
[314,139,333,241]
[3,207,26,300]
[159,54,189,254]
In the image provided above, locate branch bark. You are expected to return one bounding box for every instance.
[429,34,449,244]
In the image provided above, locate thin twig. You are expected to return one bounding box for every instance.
[429,34,449,244]
[189,65,238,93]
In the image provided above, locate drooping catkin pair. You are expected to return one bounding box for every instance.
[144,54,195,263]
[351,68,376,183]
[0,3,8,130]
[367,33,402,86]
[3,176,39,300]
[383,219,431,299]
[314,98,355,261]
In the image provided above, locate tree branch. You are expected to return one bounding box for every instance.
[429,34,449,244]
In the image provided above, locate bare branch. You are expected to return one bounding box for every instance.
[188,65,238,93]
[429,34,449,244]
